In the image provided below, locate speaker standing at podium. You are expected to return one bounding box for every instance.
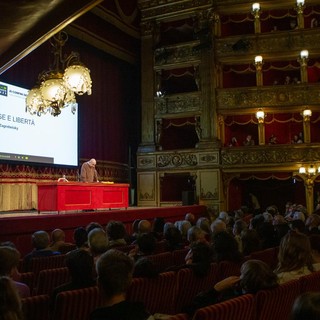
[80,158,99,183]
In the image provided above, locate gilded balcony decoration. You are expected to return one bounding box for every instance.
[155,92,202,115]
[216,84,320,111]
[221,144,320,168]
[154,43,201,67]
[157,153,198,168]
[215,29,320,59]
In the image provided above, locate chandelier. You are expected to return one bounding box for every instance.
[26,31,92,117]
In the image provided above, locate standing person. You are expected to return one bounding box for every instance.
[81,158,99,183]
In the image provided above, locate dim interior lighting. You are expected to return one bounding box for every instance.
[26,31,92,117]
[254,55,263,64]
[256,108,265,123]
[252,3,260,12]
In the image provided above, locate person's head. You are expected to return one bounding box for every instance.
[73,227,88,248]
[86,222,103,234]
[132,219,141,235]
[305,214,320,230]
[96,249,134,300]
[138,220,152,234]
[32,230,50,250]
[88,228,109,257]
[218,211,230,224]
[175,220,192,240]
[106,220,126,241]
[289,219,306,234]
[164,226,183,250]
[0,246,20,276]
[0,276,23,320]
[212,231,242,262]
[240,229,261,256]
[273,214,286,225]
[233,220,248,236]
[136,233,156,255]
[163,222,174,234]
[152,217,165,234]
[291,292,320,320]
[276,231,314,273]
[185,213,196,225]
[88,158,96,167]
[65,249,94,282]
[210,219,227,236]
[187,226,206,244]
[51,228,65,243]
[240,260,278,293]
[196,217,211,235]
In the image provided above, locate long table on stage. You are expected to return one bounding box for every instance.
[37,182,129,212]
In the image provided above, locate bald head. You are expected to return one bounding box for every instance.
[138,220,151,234]
[51,229,65,242]
[88,159,96,167]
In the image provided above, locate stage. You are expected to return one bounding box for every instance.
[0,205,207,256]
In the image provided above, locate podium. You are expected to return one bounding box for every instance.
[37,182,129,212]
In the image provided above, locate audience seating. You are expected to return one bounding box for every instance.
[255,279,301,320]
[127,271,176,315]
[154,239,167,253]
[23,254,66,275]
[22,294,50,320]
[217,260,244,282]
[193,294,255,320]
[58,243,77,254]
[300,270,320,293]
[166,314,189,320]
[250,247,278,269]
[148,252,175,273]
[52,286,101,320]
[34,267,70,295]
[172,248,189,266]
[19,272,35,295]
[174,263,219,313]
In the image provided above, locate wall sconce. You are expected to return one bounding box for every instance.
[300,49,309,59]
[296,0,305,13]
[252,3,261,18]
[302,108,312,121]
[256,109,265,123]
[299,164,320,176]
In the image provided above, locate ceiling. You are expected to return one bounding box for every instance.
[0,0,139,74]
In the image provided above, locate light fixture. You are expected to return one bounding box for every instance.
[302,108,312,121]
[252,3,261,18]
[254,55,263,64]
[296,0,305,10]
[300,50,309,59]
[26,31,92,117]
[256,108,265,123]
[299,164,320,176]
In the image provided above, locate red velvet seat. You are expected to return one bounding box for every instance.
[172,248,189,266]
[148,251,175,273]
[174,263,219,313]
[35,267,70,295]
[58,243,77,254]
[19,272,35,295]
[22,294,50,320]
[250,247,278,269]
[217,260,244,282]
[52,286,101,320]
[255,279,301,320]
[193,294,255,320]
[127,271,176,314]
[166,314,189,320]
[299,270,320,293]
[24,254,66,275]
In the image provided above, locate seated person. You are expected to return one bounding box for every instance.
[0,246,30,298]
[187,259,278,315]
[243,135,255,146]
[90,249,154,320]
[128,233,157,261]
[49,228,72,252]
[52,249,96,304]
[23,230,60,271]
[106,221,127,249]
[291,292,320,320]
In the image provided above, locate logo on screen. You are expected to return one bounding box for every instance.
[0,84,8,97]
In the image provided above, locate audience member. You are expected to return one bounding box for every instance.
[210,219,227,237]
[0,246,30,298]
[90,249,154,320]
[305,214,320,235]
[232,220,247,252]
[212,231,243,263]
[151,217,165,240]
[88,228,109,264]
[133,257,158,278]
[175,220,192,243]
[106,221,127,248]
[138,220,152,235]
[129,233,157,261]
[86,222,103,234]
[291,292,320,320]
[185,213,196,226]
[275,231,320,284]
[52,249,96,304]
[73,227,89,250]
[24,230,60,270]
[164,226,185,251]
[187,226,207,246]
[187,259,278,315]
[196,217,211,237]
[49,228,71,252]
[0,276,23,320]
[240,229,261,256]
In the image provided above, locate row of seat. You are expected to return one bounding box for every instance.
[21,270,320,320]
[167,270,320,320]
